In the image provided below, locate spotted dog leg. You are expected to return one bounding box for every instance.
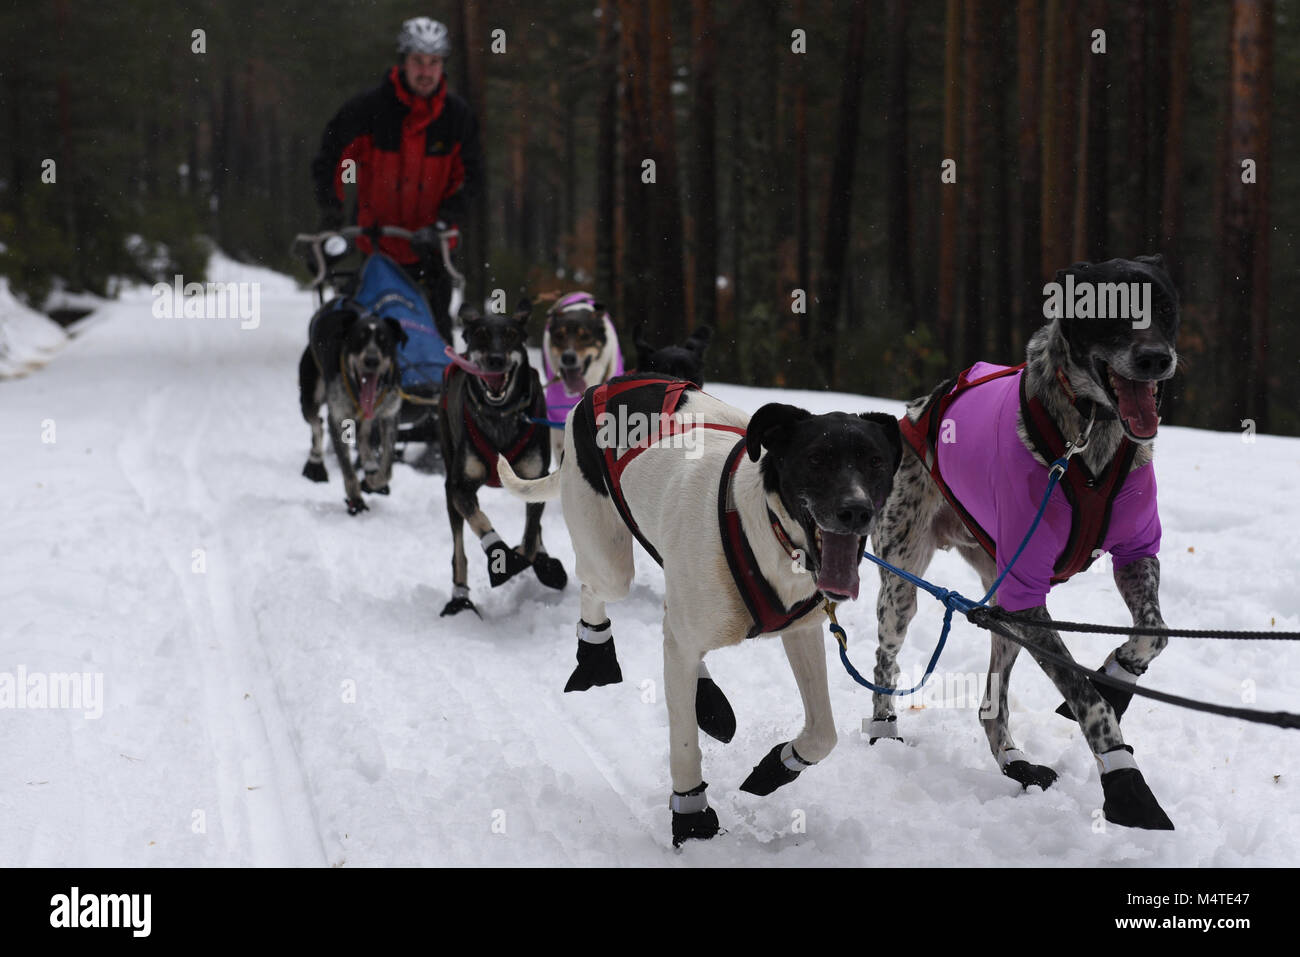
[1056,556,1167,721]
[868,462,941,744]
[1003,605,1173,829]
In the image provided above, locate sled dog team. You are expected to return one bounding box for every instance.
[300,256,1183,846]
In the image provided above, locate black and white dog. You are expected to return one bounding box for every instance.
[634,325,712,387]
[437,303,568,617]
[870,254,1180,830]
[498,374,901,846]
[299,310,407,514]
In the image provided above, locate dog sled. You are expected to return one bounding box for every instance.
[293,224,463,463]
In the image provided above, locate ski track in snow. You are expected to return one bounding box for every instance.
[1,254,1297,866]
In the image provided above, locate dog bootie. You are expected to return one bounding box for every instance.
[531,552,568,590]
[1056,653,1138,721]
[563,620,622,692]
[440,586,481,618]
[1099,746,1174,830]
[302,460,328,483]
[361,476,390,495]
[695,676,736,743]
[670,782,721,848]
[345,496,369,516]
[998,748,1058,790]
[483,532,531,587]
[866,715,903,745]
[740,742,811,796]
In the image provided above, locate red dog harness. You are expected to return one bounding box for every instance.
[442,363,541,488]
[899,363,1138,584]
[578,376,821,639]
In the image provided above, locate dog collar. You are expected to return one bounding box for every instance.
[766,507,804,564]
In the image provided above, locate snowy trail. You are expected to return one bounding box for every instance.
[1,254,1298,866]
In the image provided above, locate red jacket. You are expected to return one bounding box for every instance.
[312,67,481,264]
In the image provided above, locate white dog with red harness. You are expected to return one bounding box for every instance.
[497,373,902,846]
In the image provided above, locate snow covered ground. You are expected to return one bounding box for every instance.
[2,253,1297,866]
[0,278,68,378]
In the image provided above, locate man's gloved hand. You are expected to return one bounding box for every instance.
[410,225,439,250]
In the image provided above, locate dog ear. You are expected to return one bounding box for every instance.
[383,317,408,347]
[859,412,903,474]
[458,304,482,326]
[746,403,812,462]
[633,323,656,362]
[513,299,533,324]
[686,325,712,356]
[1135,253,1166,269]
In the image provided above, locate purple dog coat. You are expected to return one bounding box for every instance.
[926,362,1161,612]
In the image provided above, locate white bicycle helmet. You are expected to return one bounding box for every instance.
[397,17,452,58]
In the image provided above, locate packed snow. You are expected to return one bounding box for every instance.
[1,252,1297,866]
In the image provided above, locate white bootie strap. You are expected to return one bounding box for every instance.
[864,718,898,739]
[998,748,1027,769]
[577,619,612,644]
[669,784,709,814]
[480,531,504,553]
[1095,746,1138,774]
[1103,654,1139,684]
[781,742,814,771]
[452,584,470,600]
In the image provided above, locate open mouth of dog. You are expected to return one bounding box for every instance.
[555,355,593,395]
[810,526,868,602]
[1094,359,1163,441]
[350,359,387,420]
[446,347,519,402]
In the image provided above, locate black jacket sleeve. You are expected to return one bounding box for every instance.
[310,92,372,214]
[437,98,483,225]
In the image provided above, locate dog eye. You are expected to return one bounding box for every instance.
[870,455,885,470]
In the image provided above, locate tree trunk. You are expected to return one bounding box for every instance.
[959,0,985,366]
[618,0,652,336]
[1124,1,1148,254]
[1160,0,1190,282]
[1016,0,1042,356]
[815,0,870,386]
[937,0,961,360]
[1072,0,1108,262]
[596,0,618,308]
[794,0,810,339]
[460,0,488,307]
[690,0,717,334]
[646,0,687,343]
[1220,0,1273,429]
[885,0,916,332]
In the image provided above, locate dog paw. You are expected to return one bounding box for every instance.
[302,460,328,483]
[695,677,736,743]
[531,553,568,590]
[440,595,481,618]
[1102,766,1174,830]
[486,542,532,587]
[866,716,904,745]
[1002,760,1058,791]
[345,496,369,515]
[361,479,390,495]
[1056,664,1136,721]
[739,742,805,797]
[563,637,623,692]
[671,807,722,848]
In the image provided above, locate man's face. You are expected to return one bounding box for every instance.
[402,53,444,98]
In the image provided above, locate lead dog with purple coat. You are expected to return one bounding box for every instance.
[870,255,1180,830]
[498,374,901,846]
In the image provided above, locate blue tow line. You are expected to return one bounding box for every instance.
[827,455,1070,696]
[527,416,566,430]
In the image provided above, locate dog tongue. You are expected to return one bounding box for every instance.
[1113,374,1159,439]
[816,530,861,601]
[484,371,506,393]
[359,373,379,420]
[560,368,587,395]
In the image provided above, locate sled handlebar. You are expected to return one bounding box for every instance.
[292,225,463,291]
